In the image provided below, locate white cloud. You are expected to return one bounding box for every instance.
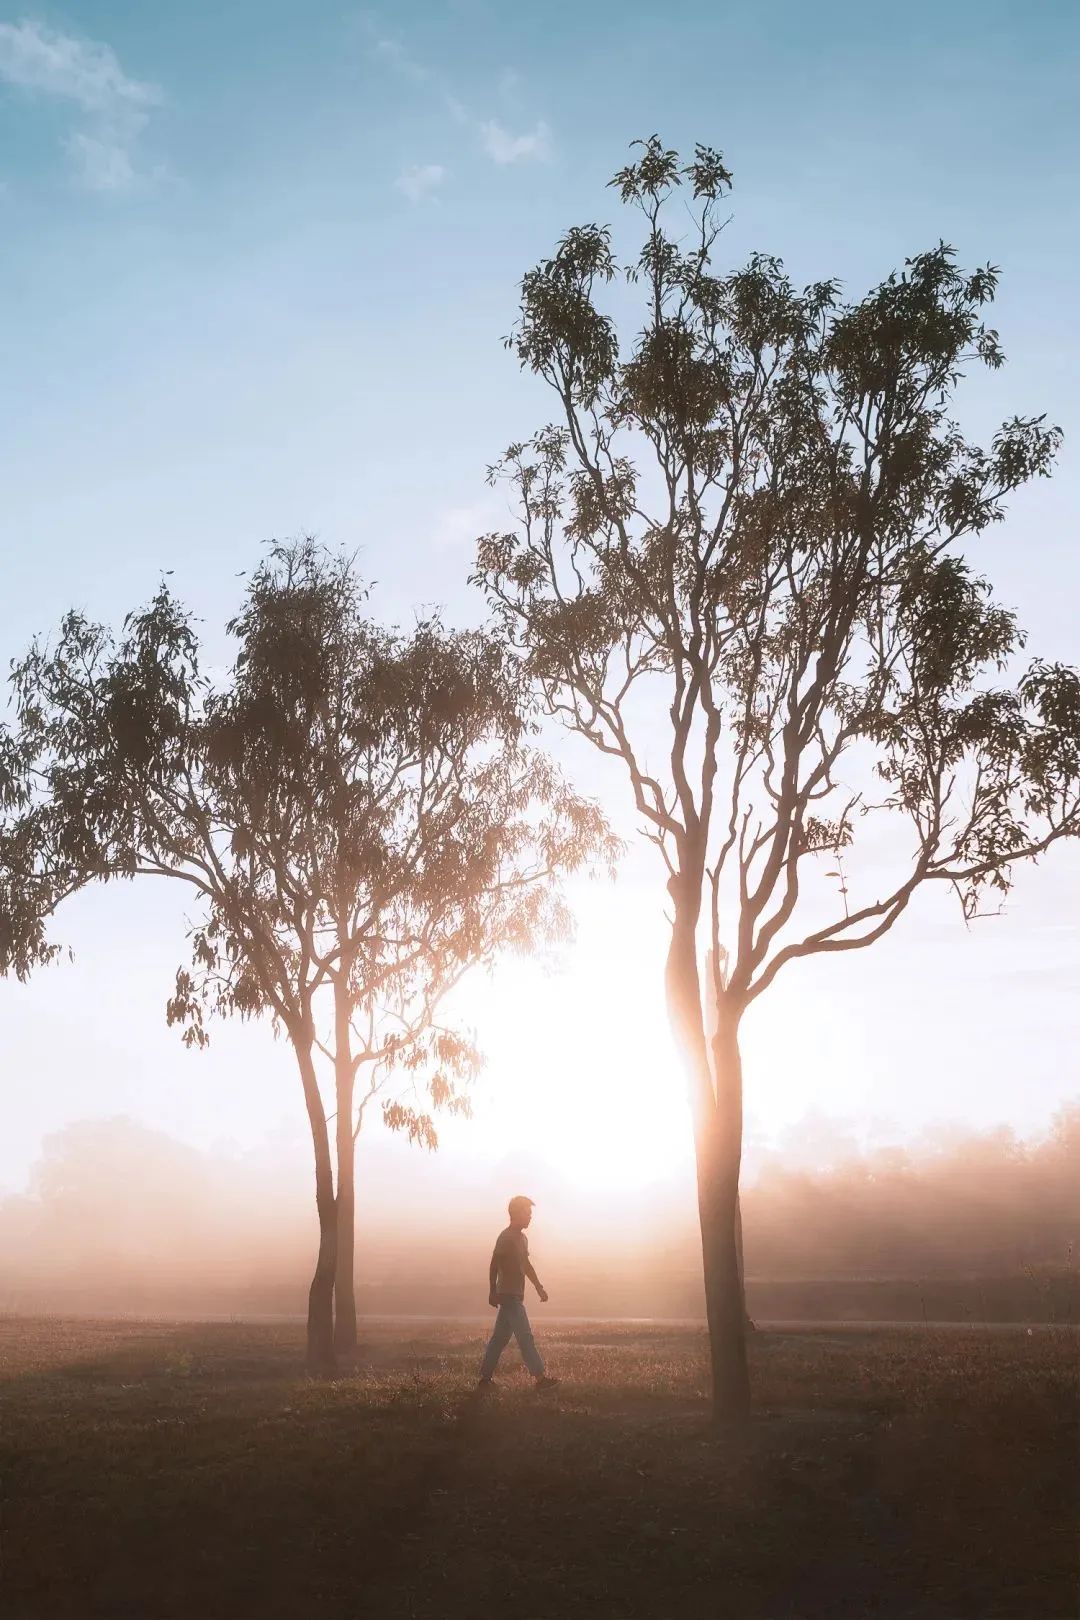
[0,17,158,110]
[395,162,446,203]
[359,14,428,84]
[64,131,137,193]
[0,18,161,193]
[442,91,469,126]
[480,119,550,165]
[361,16,551,172]
[372,33,428,84]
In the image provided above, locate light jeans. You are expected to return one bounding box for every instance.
[480,1296,545,1379]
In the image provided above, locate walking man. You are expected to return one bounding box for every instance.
[479,1195,558,1390]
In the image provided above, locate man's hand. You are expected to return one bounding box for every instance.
[489,1292,499,1308]
[538,1288,549,1304]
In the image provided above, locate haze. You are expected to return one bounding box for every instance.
[5,1106,1076,1321]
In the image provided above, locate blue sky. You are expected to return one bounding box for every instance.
[1,0,1079,1192]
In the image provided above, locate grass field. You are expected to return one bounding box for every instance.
[1,1317,1076,1619]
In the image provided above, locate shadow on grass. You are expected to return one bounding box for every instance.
[1,1318,1076,1619]
[0,1318,490,1619]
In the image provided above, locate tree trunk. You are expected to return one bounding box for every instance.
[706,950,753,1330]
[310,1172,338,1373]
[705,1017,751,1410]
[735,1193,752,1327]
[333,1099,357,1358]
[294,1038,336,1373]
[332,989,358,1360]
[666,909,750,1423]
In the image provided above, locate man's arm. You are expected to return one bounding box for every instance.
[524,1258,548,1303]
[488,1249,499,1307]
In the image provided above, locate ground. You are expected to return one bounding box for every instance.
[0,1317,1075,1619]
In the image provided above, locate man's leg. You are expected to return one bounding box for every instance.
[479,1302,515,1381]
[507,1300,546,1377]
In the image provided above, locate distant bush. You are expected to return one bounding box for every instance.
[743,1105,1080,1281]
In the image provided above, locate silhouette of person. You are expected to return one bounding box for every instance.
[478,1195,558,1390]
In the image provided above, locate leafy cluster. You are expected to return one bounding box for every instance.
[9,540,616,1143]
[0,724,79,981]
[475,136,1080,1010]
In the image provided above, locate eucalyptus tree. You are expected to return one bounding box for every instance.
[11,542,613,1368]
[474,137,1080,1418]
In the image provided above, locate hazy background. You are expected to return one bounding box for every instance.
[2,0,1079,1277]
[3,1105,1076,1321]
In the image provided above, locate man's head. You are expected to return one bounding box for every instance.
[508,1195,534,1230]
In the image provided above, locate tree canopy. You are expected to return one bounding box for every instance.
[478,137,1080,997]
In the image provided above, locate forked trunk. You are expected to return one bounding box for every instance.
[666,910,750,1423]
[295,1037,336,1373]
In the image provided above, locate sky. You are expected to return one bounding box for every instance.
[1,0,1079,1198]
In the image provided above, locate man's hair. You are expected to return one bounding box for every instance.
[508,1195,535,1220]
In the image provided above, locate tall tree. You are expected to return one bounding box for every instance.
[10,542,613,1369]
[474,137,1080,1419]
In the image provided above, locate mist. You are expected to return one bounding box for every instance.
[3,1108,1076,1323]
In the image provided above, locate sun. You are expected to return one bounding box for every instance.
[449,885,838,1198]
[456,939,694,1196]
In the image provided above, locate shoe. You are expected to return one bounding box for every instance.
[534,1375,559,1392]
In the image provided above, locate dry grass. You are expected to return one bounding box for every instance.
[1,1316,1076,1618]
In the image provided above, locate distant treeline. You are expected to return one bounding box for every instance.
[742,1106,1079,1281]
[1,1108,1076,1322]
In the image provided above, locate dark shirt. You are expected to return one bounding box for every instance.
[490,1225,541,1300]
